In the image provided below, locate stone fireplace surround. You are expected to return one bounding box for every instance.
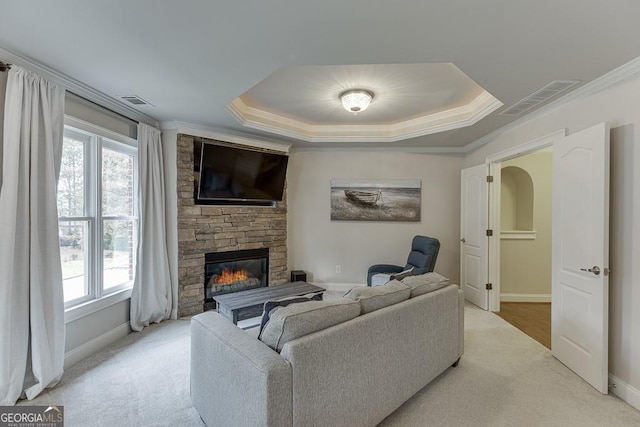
[177,134,288,317]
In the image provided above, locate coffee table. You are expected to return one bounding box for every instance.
[212,281,324,326]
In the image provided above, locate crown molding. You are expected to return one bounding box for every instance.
[290,145,466,154]
[160,121,292,153]
[485,129,566,163]
[159,119,461,155]
[226,98,314,139]
[384,91,503,142]
[227,91,502,143]
[0,46,159,128]
[464,55,640,154]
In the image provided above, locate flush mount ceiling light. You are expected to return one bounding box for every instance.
[340,89,374,114]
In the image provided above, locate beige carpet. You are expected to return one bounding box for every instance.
[18,301,640,426]
[380,304,640,426]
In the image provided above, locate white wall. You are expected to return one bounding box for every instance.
[465,74,640,408]
[64,300,130,368]
[287,150,463,287]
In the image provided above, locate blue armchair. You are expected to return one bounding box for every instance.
[367,235,440,286]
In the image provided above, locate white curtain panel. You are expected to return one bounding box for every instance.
[0,67,65,405]
[130,123,172,332]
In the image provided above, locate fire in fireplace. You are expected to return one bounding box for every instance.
[214,268,251,285]
[204,248,269,302]
[208,267,261,292]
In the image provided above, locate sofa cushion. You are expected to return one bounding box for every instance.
[260,299,360,352]
[401,272,450,297]
[257,292,324,339]
[343,280,411,314]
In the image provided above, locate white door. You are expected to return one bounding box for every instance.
[552,122,610,394]
[461,164,489,310]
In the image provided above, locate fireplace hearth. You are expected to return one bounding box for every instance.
[204,248,269,302]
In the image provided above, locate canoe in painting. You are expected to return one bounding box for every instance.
[344,189,382,206]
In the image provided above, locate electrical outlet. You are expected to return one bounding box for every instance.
[335,265,342,274]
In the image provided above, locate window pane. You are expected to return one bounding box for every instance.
[59,220,89,302]
[102,147,134,217]
[103,219,136,291]
[57,137,85,217]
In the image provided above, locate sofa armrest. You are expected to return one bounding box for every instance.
[367,264,404,286]
[191,312,292,427]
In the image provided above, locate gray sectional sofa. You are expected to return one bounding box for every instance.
[190,281,464,427]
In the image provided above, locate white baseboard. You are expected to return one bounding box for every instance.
[64,322,131,369]
[609,373,640,411]
[310,282,365,293]
[500,293,551,303]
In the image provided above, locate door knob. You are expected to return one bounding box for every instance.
[580,266,601,276]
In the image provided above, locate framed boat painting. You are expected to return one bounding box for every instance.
[330,179,421,222]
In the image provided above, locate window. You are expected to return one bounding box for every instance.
[57,124,138,309]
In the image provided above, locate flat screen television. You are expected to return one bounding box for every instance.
[195,141,288,205]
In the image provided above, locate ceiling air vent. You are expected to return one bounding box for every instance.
[119,95,153,106]
[500,80,580,116]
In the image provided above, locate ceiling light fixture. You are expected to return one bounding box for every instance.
[340,89,374,114]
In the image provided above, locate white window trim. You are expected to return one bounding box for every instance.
[65,115,137,147]
[61,116,138,318]
[65,288,132,323]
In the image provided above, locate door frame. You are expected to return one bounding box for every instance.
[485,129,566,312]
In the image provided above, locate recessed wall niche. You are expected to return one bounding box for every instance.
[501,166,534,232]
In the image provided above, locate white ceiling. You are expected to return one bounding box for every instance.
[1,1,639,150]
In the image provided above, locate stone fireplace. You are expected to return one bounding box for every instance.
[177,134,288,317]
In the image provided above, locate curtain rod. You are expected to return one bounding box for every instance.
[0,60,139,125]
[68,91,139,125]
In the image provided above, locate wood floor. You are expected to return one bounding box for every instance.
[495,302,551,349]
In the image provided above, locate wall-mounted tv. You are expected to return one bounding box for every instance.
[195,140,288,206]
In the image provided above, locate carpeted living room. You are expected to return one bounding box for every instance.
[2,2,640,426]
[15,302,640,426]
